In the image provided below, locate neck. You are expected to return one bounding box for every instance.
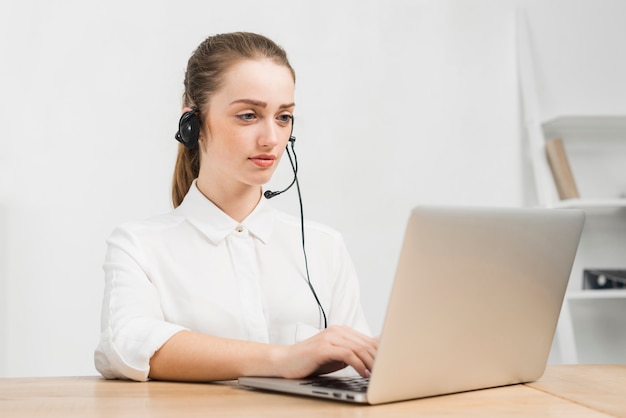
[195,178,262,223]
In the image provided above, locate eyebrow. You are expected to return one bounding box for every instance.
[230,99,295,109]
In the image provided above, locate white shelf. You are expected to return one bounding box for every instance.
[550,198,626,210]
[568,289,626,301]
[543,116,626,142]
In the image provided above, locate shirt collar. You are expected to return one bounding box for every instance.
[175,180,275,245]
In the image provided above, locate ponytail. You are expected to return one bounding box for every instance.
[171,144,200,207]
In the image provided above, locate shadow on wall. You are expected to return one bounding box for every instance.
[0,202,7,377]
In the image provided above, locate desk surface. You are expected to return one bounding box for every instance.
[527,364,626,418]
[1,365,625,417]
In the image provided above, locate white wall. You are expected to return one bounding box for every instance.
[0,0,624,377]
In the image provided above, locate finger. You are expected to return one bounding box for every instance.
[327,328,377,370]
[296,326,378,378]
[334,347,370,378]
[319,340,374,378]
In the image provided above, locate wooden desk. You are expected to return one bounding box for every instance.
[1,365,624,417]
[527,364,626,418]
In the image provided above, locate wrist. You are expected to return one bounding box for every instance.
[266,344,288,377]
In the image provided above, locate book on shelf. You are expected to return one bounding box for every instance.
[545,138,580,200]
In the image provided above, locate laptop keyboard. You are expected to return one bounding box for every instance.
[301,376,370,393]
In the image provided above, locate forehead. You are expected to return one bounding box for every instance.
[215,59,295,105]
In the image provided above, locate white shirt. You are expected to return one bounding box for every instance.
[94,181,370,381]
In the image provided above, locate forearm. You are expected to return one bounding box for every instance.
[148,330,283,382]
[148,326,376,382]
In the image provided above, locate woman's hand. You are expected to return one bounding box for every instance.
[274,325,377,379]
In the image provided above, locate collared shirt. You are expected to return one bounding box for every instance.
[94,181,370,381]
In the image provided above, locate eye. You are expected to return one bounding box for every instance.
[277,114,293,124]
[236,112,256,122]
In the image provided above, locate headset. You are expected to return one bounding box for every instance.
[175,107,201,149]
[174,110,328,328]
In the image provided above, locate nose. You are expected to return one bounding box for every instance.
[258,120,281,148]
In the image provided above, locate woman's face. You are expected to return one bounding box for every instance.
[198,59,295,193]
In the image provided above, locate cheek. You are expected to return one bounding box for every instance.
[203,138,250,171]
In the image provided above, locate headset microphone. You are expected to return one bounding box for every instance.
[264,136,297,199]
[263,190,282,199]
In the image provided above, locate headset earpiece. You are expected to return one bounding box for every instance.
[175,107,200,149]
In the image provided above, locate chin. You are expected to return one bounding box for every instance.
[252,172,277,186]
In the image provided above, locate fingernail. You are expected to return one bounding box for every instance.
[365,369,371,378]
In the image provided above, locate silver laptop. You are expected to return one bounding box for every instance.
[239,206,585,404]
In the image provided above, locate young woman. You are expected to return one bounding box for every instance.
[94,32,376,382]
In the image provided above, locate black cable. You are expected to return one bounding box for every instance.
[284,142,328,329]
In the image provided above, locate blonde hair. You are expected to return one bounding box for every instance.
[171,32,296,207]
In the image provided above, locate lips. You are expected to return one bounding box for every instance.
[249,154,276,168]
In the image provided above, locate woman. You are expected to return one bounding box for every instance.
[94,32,376,382]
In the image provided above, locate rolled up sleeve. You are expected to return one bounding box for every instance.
[94,226,186,381]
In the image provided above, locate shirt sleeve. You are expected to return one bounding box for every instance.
[94,225,186,381]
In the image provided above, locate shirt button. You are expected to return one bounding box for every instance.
[236,225,243,233]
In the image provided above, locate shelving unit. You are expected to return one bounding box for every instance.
[539,116,626,364]
[517,14,626,364]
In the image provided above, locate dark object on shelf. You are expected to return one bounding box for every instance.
[583,269,626,289]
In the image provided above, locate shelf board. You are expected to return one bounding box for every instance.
[568,289,626,300]
[550,198,626,209]
[542,115,626,141]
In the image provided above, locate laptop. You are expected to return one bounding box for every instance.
[239,206,585,404]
